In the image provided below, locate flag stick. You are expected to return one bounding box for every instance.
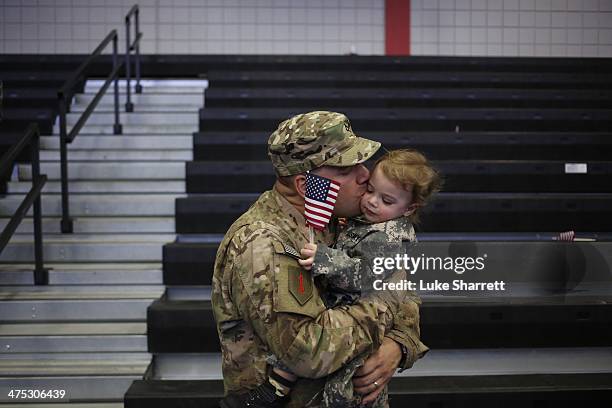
[308,225,314,244]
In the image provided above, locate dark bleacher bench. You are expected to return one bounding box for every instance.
[148,296,612,353]
[163,239,612,286]
[176,193,612,234]
[204,88,612,109]
[2,88,58,108]
[0,71,78,88]
[162,242,217,286]
[0,108,56,133]
[154,241,612,351]
[186,160,612,194]
[206,70,612,89]
[199,107,612,132]
[194,131,612,161]
[125,374,612,408]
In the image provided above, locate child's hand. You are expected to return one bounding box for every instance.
[298,243,317,270]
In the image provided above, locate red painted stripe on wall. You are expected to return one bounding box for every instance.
[385,0,410,55]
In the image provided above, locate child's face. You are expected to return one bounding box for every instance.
[360,167,416,223]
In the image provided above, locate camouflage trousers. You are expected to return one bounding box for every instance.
[321,352,388,408]
[268,353,388,408]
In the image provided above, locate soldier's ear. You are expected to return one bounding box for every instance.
[294,174,307,198]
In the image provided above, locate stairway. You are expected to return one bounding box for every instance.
[0,78,206,405]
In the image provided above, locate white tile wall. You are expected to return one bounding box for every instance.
[412,0,612,57]
[0,0,384,55]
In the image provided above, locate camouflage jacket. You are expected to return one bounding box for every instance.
[212,187,424,407]
[313,216,417,307]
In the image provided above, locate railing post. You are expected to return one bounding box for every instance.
[30,126,48,285]
[58,94,73,233]
[125,14,133,112]
[113,34,123,134]
[135,8,142,94]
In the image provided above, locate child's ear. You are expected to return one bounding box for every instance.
[404,203,419,216]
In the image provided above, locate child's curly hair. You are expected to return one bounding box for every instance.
[374,149,442,224]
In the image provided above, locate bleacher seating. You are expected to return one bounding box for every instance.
[124,56,612,407]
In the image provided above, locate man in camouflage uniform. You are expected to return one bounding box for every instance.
[212,111,426,408]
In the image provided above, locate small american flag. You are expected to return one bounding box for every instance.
[304,172,341,231]
[556,230,575,241]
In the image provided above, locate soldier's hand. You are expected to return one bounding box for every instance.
[352,337,402,405]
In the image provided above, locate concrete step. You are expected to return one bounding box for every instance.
[64,112,198,127]
[39,149,192,161]
[7,180,186,194]
[74,92,204,106]
[0,323,147,353]
[0,263,162,285]
[40,135,192,150]
[55,124,198,135]
[0,233,175,262]
[0,194,181,216]
[0,216,175,234]
[18,162,185,180]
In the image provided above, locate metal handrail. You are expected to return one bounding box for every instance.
[125,4,143,112]
[0,123,48,285]
[57,30,123,233]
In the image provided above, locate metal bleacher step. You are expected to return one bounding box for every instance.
[63,112,198,127]
[0,322,147,353]
[7,180,186,194]
[0,233,175,262]
[1,298,157,322]
[84,78,208,94]
[0,263,162,285]
[38,149,193,161]
[40,134,193,150]
[56,124,198,135]
[0,352,151,403]
[0,194,180,216]
[18,162,185,180]
[0,285,165,300]
[0,217,175,234]
[73,93,204,107]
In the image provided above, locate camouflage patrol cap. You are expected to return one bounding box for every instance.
[268,111,381,176]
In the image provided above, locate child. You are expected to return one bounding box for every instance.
[220,149,441,408]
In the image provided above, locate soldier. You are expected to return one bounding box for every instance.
[213,111,426,408]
